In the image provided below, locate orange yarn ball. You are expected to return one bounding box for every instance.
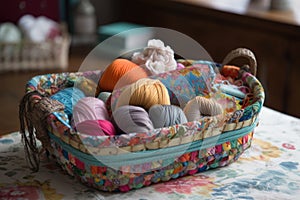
[221,65,240,79]
[97,58,139,93]
[114,66,150,90]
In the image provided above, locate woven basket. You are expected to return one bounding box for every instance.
[19,48,264,192]
[0,24,70,72]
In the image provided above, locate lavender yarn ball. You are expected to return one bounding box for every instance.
[148,104,188,128]
[112,105,154,134]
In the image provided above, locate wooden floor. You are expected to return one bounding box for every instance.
[0,45,92,135]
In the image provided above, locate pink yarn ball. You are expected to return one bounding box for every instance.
[76,119,116,136]
[73,97,109,126]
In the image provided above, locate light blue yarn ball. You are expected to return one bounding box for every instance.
[50,87,86,118]
[97,91,111,103]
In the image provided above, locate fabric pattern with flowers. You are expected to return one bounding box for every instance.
[1,107,300,199]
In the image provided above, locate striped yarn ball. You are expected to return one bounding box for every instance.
[97,58,139,94]
[183,96,223,121]
[115,78,171,110]
[72,97,109,126]
[114,66,150,90]
[75,119,116,136]
[112,105,154,134]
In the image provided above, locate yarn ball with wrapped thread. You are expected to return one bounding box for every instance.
[183,96,223,122]
[221,65,240,79]
[115,78,171,111]
[96,58,139,94]
[105,94,113,118]
[75,77,98,96]
[75,119,116,136]
[50,87,85,118]
[112,105,154,134]
[97,92,111,104]
[114,66,150,89]
[149,104,188,128]
[73,97,116,136]
[72,97,109,126]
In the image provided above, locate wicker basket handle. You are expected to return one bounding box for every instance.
[222,48,257,76]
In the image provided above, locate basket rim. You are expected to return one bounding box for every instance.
[23,60,264,154]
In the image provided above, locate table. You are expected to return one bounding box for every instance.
[1,107,300,199]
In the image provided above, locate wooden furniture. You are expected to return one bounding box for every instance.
[118,0,300,118]
[0,45,89,135]
[0,0,61,23]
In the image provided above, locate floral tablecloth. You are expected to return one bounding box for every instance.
[1,107,300,200]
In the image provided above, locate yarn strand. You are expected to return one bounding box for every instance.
[19,91,43,172]
[19,91,65,172]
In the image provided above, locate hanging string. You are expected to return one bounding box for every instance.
[19,91,65,172]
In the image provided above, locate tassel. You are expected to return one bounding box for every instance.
[19,91,65,172]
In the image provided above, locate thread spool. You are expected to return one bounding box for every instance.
[50,87,85,118]
[149,104,188,128]
[183,96,223,121]
[112,105,154,134]
[97,58,139,94]
[115,78,171,110]
[73,97,109,126]
[76,119,116,136]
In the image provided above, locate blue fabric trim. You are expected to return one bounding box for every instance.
[49,120,257,168]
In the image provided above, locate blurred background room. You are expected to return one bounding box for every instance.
[0,0,299,134]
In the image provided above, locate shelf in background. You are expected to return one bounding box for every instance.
[173,0,300,26]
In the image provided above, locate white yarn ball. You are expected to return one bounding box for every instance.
[132,39,177,75]
[183,96,223,121]
[0,23,21,43]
